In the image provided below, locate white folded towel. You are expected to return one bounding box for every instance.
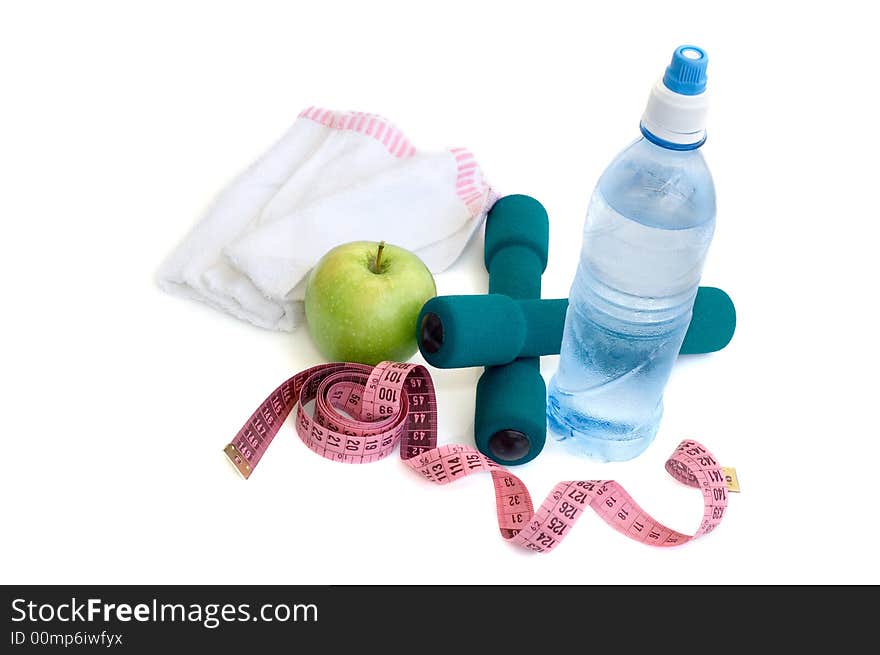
[158,106,495,331]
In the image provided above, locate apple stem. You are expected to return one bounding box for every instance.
[373,241,386,274]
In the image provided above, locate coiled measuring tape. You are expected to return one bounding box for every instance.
[224,361,738,552]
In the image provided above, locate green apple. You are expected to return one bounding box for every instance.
[304,241,437,365]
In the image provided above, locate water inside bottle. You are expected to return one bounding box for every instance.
[547,188,714,461]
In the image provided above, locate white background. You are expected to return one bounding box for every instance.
[2,0,878,585]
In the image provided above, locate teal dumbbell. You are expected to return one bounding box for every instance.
[418,287,735,368]
[417,194,736,466]
[420,195,549,466]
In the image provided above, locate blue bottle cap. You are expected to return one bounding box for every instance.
[662,45,708,95]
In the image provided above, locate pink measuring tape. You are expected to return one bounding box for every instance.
[224,361,736,552]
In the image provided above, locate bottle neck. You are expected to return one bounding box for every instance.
[640,77,709,151]
[639,123,706,151]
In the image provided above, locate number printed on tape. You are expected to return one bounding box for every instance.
[224,361,735,552]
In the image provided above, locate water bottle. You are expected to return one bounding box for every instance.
[547,45,716,461]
